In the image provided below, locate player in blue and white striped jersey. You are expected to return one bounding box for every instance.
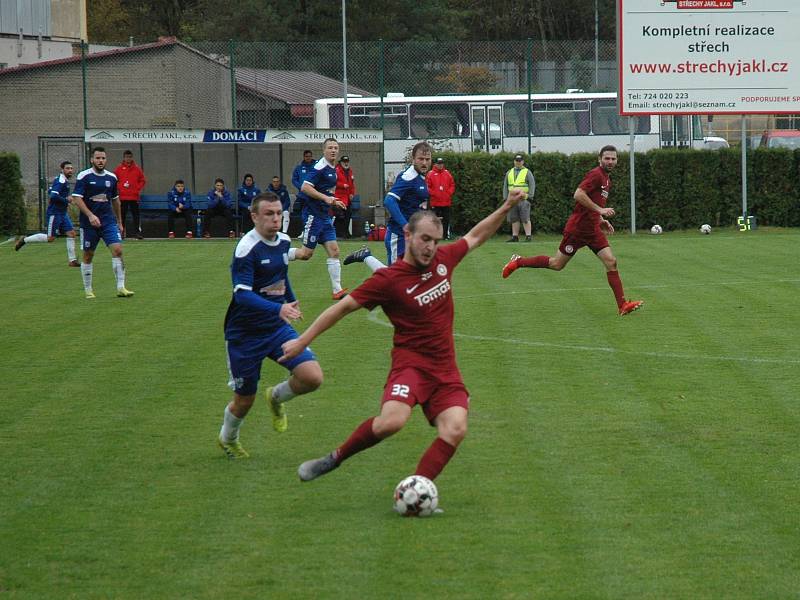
[70,147,133,299]
[343,141,432,273]
[14,161,79,266]
[290,138,350,300]
[217,191,324,459]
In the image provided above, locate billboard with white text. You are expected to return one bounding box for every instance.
[618,0,800,114]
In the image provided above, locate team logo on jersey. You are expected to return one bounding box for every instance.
[436,264,447,276]
[105,181,111,188]
[565,244,575,254]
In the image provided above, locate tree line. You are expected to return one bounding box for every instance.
[88,0,617,43]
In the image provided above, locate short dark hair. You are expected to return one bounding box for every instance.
[123,149,133,156]
[60,160,72,169]
[214,178,225,185]
[271,175,280,180]
[411,141,432,158]
[303,149,312,155]
[92,146,105,155]
[251,191,280,213]
[174,179,184,185]
[407,209,441,233]
[599,145,617,158]
[242,173,254,184]
[323,137,338,147]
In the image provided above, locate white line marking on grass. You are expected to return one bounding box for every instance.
[0,237,16,246]
[365,309,800,366]
[456,278,800,300]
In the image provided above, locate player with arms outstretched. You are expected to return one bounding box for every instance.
[343,141,432,272]
[217,192,324,459]
[502,145,643,316]
[71,147,133,299]
[15,160,79,266]
[280,189,526,491]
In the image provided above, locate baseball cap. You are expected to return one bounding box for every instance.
[435,157,444,163]
[340,155,350,161]
[514,154,524,161]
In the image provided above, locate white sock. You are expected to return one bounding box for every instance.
[287,247,297,261]
[111,257,126,289]
[326,257,342,293]
[364,256,385,272]
[220,404,243,442]
[80,263,93,291]
[282,210,290,233]
[271,380,297,405]
[24,233,48,243]
[66,237,76,261]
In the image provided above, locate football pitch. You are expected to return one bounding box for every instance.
[1,229,798,599]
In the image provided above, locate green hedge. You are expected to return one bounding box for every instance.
[439,147,800,233]
[0,153,26,236]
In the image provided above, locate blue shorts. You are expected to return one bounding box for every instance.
[385,229,405,264]
[46,212,74,236]
[80,219,122,251]
[225,324,316,396]
[301,212,337,250]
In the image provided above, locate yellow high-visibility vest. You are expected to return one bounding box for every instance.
[506,167,529,193]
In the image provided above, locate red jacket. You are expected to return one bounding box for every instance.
[426,167,455,207]
[114,161,147,202]
[334,164,356,207]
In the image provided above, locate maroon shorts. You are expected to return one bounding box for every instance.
[558,228,609,256]
[382,365,469,425]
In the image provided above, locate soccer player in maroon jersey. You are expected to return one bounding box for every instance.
[501,145,643,316]
[279,189,527,486]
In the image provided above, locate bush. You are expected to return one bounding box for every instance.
[0,153,26,236]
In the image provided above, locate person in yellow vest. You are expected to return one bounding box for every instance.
[502,154,535,242]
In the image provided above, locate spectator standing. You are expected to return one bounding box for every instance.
[115,149,146,240]
[291,150,315,217]
[167,179,194,238]
[268,175,292,233]
[333,155,356,239]
[426,157,456,239]
[237,174,261,234]
[204,178,235,239]
[502,154,535,242]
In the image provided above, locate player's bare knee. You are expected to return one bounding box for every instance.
[550,260,565,271]
[294,363,323,392]
[47,236,56,243]
[440,421,467,445]
[373,415,406,437]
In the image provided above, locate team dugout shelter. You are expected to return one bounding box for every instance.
[73,128,383,237]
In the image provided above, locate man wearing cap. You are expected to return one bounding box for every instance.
[426,157,456,240]
[333,155,356,238]
[502,154,535,242]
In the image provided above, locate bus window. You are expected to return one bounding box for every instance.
[591,99,650,134]
[410,103,469,138]
[330,104,409,139]
[504,101,528,137]
[531,101,590,136]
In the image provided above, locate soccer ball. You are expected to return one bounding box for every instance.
[393,475,439,517]
[700,224,712,234]
[650,224,663,235]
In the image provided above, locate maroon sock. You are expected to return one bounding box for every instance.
[606,270,626,309]
[414,437,457,480]
[519,255,550,268]
[335,417,380,463]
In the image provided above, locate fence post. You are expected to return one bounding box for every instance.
[527,38,532,155]
[81,42,88,130]
[229,39,237,128]
[379,39,385,199]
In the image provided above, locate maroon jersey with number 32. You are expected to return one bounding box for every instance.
[349,238,469,370]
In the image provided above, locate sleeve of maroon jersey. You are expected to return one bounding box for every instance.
[348,269,390,311]
[578,168,601,194]
[437,238,469,269]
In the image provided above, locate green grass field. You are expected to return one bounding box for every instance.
[1,229,798,599]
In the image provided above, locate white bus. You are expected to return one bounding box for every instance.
[314,92,718,183]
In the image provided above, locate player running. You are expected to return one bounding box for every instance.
[15,160,79,266]
[289,138,350,300]
[501,145,643,316]
[217,192,324,459]
[70,147,134,299]
[279,189,526,489]
[342,141,432,272]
